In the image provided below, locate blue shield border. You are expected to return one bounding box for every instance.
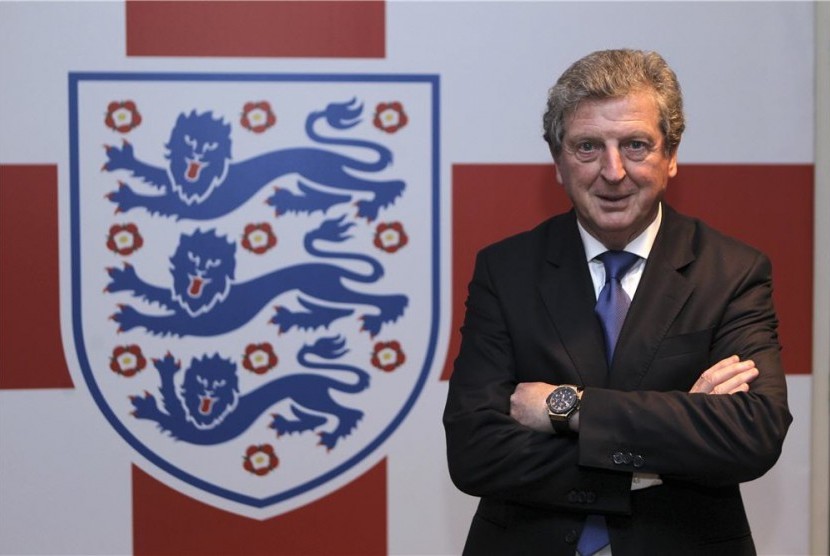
[67,72,441,509]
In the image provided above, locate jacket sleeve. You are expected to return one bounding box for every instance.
[577,251,792,486]
[443,247,632,515]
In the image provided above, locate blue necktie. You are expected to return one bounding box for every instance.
[578,250,640,556]
[594,250,640,366]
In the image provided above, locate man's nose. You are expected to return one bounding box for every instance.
[600,147,626,184]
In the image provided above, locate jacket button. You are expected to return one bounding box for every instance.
[565,529,578,544]
[632,454,645,468]
[568,489,578,503]
[622,452,633,464]
[612,451,625,464]
[586,491,597,504]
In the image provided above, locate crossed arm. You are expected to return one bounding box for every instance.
[444,238,791,509]
[510,355,760,434]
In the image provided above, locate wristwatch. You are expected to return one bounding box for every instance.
[546,385,582,434]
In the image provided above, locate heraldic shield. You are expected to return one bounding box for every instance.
[68,73,440,516]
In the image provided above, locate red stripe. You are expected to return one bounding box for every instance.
[666,164,813,377]
[126,1,385,58]
[0,165,73,390]
[133,460,387,555]
[444,163,813,380]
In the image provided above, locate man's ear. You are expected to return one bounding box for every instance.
[668,146,679,178]
[550,146,564,185]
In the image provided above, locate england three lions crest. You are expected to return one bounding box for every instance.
[69,73,440,517]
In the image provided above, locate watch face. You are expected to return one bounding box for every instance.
[547,387,577,414]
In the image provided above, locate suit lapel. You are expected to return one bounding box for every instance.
[537,212,609,387]
[611,206,696,389]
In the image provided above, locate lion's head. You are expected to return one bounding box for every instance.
[170,229,235,317]
[181,354,239,429]
[166,111,232,205]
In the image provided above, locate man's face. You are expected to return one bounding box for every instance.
[554,90,678,249]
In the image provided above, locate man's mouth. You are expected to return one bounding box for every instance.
[596,193,631,203]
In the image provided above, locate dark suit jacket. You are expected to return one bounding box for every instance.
[443,205,792,555]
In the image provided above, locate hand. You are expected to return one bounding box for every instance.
[690,355,759,395]
[510,382,556,432]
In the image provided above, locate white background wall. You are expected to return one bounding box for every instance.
[0,2,820,555]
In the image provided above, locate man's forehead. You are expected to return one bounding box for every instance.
[564,93,661,134]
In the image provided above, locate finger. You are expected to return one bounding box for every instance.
[711,359,756,383]
[709,355,740,371]
[711,368,759,395]
[690,358,754,394]
[695,356,739,386]
[726,382,751,395]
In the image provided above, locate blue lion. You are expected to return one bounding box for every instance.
[103,99,405,221]
[106,216,407,337]
[130,336,369,449]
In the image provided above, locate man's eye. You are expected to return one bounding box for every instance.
[622,140,653,161]
[625,140,655,155]
[577,142,595,152]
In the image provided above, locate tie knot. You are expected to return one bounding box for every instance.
[596,250,640,281]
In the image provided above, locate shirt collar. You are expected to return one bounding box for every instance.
[577,203,662,261]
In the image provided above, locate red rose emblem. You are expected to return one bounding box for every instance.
[243,444,279,476]
[241,223,277,254]
[104,101,142,133]
[109,345,147,377]
[373,222,409,253]
[373,102,408,134]
[242,343,278,375]
[106,223,143,256]
[241,101,277,133]
[371,341,406,372]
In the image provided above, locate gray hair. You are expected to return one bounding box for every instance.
[542,49,685,156]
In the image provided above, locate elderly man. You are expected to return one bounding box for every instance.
[443,49,791,556]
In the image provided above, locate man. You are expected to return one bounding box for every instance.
[443,49,792,555]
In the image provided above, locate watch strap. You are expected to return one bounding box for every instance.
[549,414,572,435]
